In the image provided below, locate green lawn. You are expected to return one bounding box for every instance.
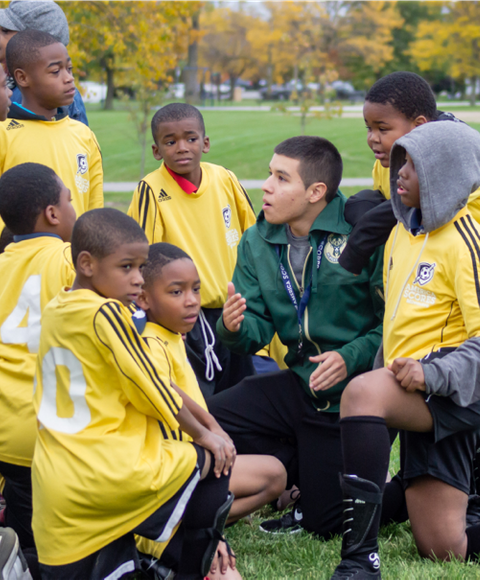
[88,102,480,186]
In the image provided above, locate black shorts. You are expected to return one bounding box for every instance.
[402,349,480,494]
[39,445,204,580]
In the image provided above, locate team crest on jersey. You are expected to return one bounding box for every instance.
[222,205,232,229]
[76,153,88,175]
[324,234,347,263]
[413,262,436,286]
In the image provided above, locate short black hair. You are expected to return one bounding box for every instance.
[142,243,193,288]
[71,208,148,267]
[274,136,343,203]
[7,29,61,76]
[365,72,437,121]
[0,162,62,235]
[151,103,205,142]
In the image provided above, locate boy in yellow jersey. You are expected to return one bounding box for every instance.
[128,103,257,396]
[330,121,480,579]
[0,29,102,229]
[135,243,285,575]
[0,162,76,578]
[32,208,236,580]
[339,71,480,275]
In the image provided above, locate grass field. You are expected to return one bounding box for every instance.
[95,103,480,578]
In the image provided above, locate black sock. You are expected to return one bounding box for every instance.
[381,473,408,526]
[340,415,391,558]
[466,524,480,561]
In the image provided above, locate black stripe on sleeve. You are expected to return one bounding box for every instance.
[138,181,152,232]
[104,304,181,410]
[95,304,180,420]
[455,219,480,307]
[102,303,181,412]
[466,214,480,245]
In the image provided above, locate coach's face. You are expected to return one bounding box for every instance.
[262,154,326,236]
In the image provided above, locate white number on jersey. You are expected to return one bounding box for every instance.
[37,347,91,434]
[1,275,41,353]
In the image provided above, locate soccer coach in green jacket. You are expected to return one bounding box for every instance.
[209,136,385,538]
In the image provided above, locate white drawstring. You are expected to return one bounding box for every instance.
[199,309,223,381]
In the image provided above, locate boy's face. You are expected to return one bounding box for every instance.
[364,101,426,168]
[0,66,11,122]
[138,258,201,334]
[397,152,420,209]
[18,42,75,111]
[262,154,312,227]
[83,242,149,307]
[0,27,16,69]
[53,178,76,242]
[152,118,210,178]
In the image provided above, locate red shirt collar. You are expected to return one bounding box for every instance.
[165,165,198,194]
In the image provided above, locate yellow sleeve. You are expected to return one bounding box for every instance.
[87,131,104,210]
[227,170,257,232]
[60,245,76,287]
[94,302,182,430]
[467,187,480,224]
[128,180,164,244]
[455,219,480,339]
[0,125,7,174]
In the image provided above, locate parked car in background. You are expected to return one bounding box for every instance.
[331,80,365,102]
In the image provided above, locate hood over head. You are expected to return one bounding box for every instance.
[390,121,480,232]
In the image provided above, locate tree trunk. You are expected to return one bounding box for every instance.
[229,75,236,100]
[185,10,200,105]
[470,75,477,106]
[104,65,115,110]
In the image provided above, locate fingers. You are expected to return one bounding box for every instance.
[309,352,347,391]
[227,282,236,299]
[390,358,426,392]
[223,290,246,333]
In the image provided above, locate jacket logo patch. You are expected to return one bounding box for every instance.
[413,262,436,286]
[6,119,23,130]
[158,188,171,202]
[76,153,88,174]
[324,234,347,263]
[222,205,232,229]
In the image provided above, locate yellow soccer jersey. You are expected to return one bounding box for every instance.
[383,207,480,366]
[0,235,74,467]
[32,289,197,566]
[128,162,256,308]
[373,159,480,220]
[0,109,103,228]
[142,321,208,429]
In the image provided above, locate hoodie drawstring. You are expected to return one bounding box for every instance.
[198,309,222,381]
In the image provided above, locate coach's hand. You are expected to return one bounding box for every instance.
[388,357,425,392]
[223,282,246,332]
[309,351,347,391]
[195,430,236,478]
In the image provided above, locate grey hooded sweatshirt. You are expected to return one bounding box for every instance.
[388,121,480,407]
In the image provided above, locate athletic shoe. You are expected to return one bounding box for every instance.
[259,504,303,534]
[0,528,32,580]
[330,558,381,579]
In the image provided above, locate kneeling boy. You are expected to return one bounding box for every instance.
[209,136,384,538]
[331,121,480,578]
[32,209,235,580]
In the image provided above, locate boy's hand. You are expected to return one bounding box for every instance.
[195,430,236,477]
[208,416,235,448]
[223,282,246,332]
[309,351,347,391]
[388,357,425,392]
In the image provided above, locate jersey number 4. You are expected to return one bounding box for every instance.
[1,275,41,353]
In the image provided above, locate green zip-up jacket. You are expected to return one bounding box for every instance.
[216,192,384,412]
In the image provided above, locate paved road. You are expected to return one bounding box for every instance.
[104,177,373,192]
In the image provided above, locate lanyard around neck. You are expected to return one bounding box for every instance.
[275,235,327,357]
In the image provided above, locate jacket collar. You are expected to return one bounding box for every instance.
[256,191,351,244]
[8,102,68,122]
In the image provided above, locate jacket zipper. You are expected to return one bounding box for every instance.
[286,246,321,354]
